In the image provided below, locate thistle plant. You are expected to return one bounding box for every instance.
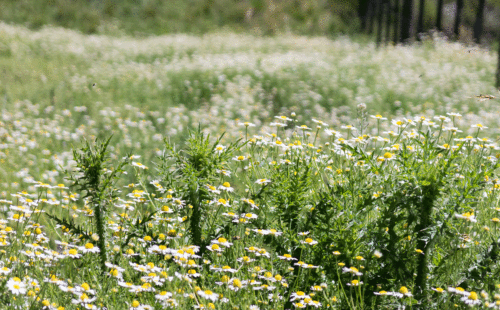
[45,137,130,275]
[158,127,244,254]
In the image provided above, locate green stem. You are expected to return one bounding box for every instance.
[189,181,202,253]
[414,182,438,309]
[94,199,107,275]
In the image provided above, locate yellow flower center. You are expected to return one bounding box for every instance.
[233,279,242,287]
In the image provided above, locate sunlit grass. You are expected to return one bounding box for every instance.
[2,109,500,309]
[1,23,500,309]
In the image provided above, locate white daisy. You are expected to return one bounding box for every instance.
[197,289,219,302]
[132,162,148,169]
[255,179,271,185]
[7,277,26,295]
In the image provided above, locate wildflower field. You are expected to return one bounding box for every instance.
[2,22,500,309]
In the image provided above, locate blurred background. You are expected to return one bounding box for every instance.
[1,0,500,189]
[0,0,499,44]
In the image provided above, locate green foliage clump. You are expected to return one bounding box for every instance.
[46,137,131,274]
[158,128,244,253]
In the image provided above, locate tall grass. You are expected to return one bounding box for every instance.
[1,109,500,309]
[1,23,499,192]
[1,23,500,309]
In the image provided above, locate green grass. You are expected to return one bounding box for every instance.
[1,97,500,309]
[0,0,361,36]
[2,21,500,310]
[1,22,500,189]
[3,0,500,42]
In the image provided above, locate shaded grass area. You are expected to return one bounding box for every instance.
[0,0,361,36]
[2,0,500,42]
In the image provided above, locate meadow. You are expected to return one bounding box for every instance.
[2,22,500,309]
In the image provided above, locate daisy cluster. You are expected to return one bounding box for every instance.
[2,22,500,195]
[1,110,500,309]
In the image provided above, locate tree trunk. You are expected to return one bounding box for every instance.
[385,0,392,43]
[453,0,464,40]
[393,0,400,43]
[436,0,443,31]
[473,0,486,44]
[358,0,371,31]
[417,0,425,39]
[496,31,500,89]
[401,0,413,43]
[377,0,384,47]
[368,0,376,34]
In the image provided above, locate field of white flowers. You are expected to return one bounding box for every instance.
[2,22,500,309]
